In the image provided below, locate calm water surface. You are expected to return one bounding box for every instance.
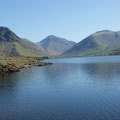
[1,56,120,120]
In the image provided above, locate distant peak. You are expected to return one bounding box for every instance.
[47,35,57,38]
[45,35,63,41]
[96,30,113,33]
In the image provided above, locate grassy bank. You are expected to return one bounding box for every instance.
[0,56,52,74]
[0,56,42,66]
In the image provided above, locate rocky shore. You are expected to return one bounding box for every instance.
[0,62,53,74]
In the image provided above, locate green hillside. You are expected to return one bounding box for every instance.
[62,30,120,57]
[0,27,48,57]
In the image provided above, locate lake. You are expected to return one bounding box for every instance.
[1,56,120,120]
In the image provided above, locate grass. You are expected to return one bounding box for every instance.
[15,42,37,57]
[0,56,39,66]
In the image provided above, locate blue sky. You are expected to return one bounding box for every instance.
[1,0,120,42]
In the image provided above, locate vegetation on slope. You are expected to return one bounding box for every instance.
[0,27,48,57]
[62,30,120,57]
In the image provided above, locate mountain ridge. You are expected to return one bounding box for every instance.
[1,27,120,58]
[0,27,48,57]
[61,30,120,57]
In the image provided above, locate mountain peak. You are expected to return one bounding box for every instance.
[95,30,113,33]
[0,26,10,31]
[46,35,64,40]
[45,35,58,40]
[36,35,76,56]
[47,35,57,38]
[62,30,120,57]
[0,26,19,42]
[0,26,14,34]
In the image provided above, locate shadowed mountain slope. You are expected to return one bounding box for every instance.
[0,27,48,57]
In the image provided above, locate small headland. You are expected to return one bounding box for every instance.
[0,56,52,74]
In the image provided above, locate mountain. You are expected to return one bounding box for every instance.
[36,35,76,56]
[0,27,48,57]
[62,30,120,57]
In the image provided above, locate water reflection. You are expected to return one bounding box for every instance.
[0,73,19,90]
[80,63,120,82]
[0,62,119,89]
[42,63,120,84]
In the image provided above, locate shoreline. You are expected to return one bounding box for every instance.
[0,62,53,74]
[0,56,53,74]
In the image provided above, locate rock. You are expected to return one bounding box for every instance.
[37,62,53,66]
[0,62,53,74]
[0,63,20,74]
